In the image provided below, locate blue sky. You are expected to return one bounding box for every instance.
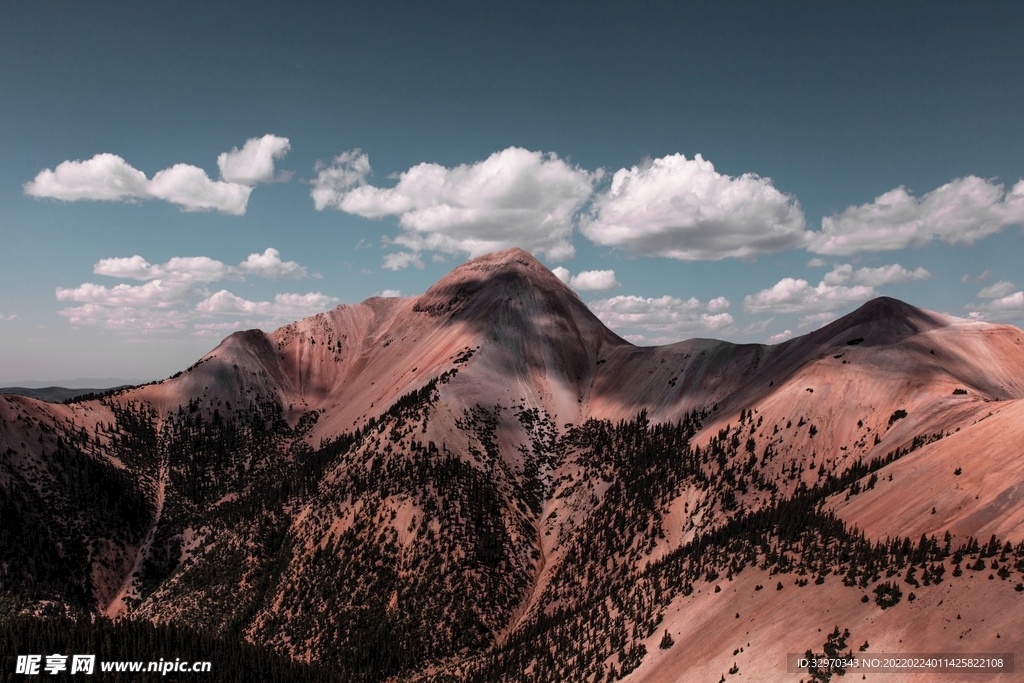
[2,1,1023,384]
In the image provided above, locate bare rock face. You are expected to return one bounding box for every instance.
[3,248,1024,683]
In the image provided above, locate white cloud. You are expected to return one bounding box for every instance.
[23,153,148,201]
[569,269,620,292]
[806,258,827,268]
[580,153,807,261]
[768,329,793,343]
[707,296,730,313]
[310,150,373,210]
[808,176,1024,255]
[588,294,734,343]
[146,164,252,215]
[217,134,291,184]
[977,281,1016,299]
[94,255,167,280]
[0,313,19,321]
[821,263,930,287]
[236,248,307,279]
[58,249,316,334]
[965,282,1024,323]
[313,147,596,262]
[193,291,262,315]
[551,266,571,284]
[743,261,928,326]
[56,280,192,308]
[25,136,290,215]
[195,291,339,319]
[742,277,875,326]
[93,249,305,282]
[379,289,402,297]
[382,252,424,271]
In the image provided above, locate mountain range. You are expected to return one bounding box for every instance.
[2,248,1023,682]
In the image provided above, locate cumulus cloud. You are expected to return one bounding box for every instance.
[56,280,193,308]
[146,164,252,215]
[743,277,875,319]
[808,176,1024,255]
[25,135,289,215]
[580,153,807,261]
[0,313,20,321]
[217,134,291,184]
[569,269,620,292]
[806,258,827,268]
[93,249,305,282]
[965,281,1024,323]
[382,252,424,271]
[743,261,930,326]
[707,296,730,313]
[23,153,148,201]
[547,267,620,292]
[379,289,402,297]
[821,263,930,287]
[236,248,307,279]
[312,147,596,262]
[588,294,734,343]
[195,291,339,319]
[57,248,319,334]
[977,281,1016,299]
[310,150,373,210]
[768,329,793,343]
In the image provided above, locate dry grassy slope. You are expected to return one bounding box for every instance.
[692,303,1024,467]
[630,564,1021,683]
[0,394,116,465]
[831,399,1024,543]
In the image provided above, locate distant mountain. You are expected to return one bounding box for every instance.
[3,377,148,389]
[0,385,135,403]
[2,248,1023,682]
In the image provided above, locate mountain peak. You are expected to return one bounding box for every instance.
[413,247,574,317]
[810,296,952,347]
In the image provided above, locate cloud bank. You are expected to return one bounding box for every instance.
[25,134,289,215]
[588,294,734,344]
[743,263,930,327]
[56,248,331,335]
[809,176,1024,255]
[92,248,306,282]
